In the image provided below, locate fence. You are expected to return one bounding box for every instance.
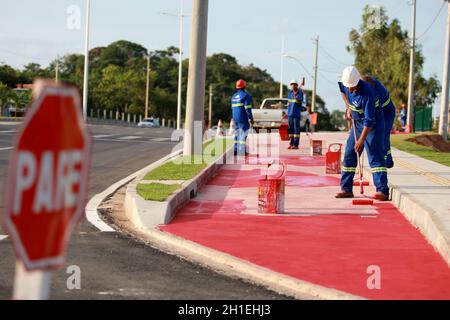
[87,109,178,128]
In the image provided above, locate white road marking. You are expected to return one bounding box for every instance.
[0,147,13,151]
[0,130,15,134]
[0,235,8,241]
[117,136,140,141]
[93,134,115,139]
[151,138,171,142]
[85,149,183,232]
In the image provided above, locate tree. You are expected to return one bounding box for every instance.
[0,64,19,87]
[347,6,440,108]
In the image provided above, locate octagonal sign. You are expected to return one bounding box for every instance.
[2,81,91,271]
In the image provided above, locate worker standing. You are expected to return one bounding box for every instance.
[362,76,396,168]
[287,80,304,150]
[336,66,389,201]
[231,79,254,156]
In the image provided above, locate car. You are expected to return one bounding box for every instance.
[252,98,311,133]
[137,118,160,128]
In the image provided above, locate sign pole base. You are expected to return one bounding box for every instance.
[13,260,51,300]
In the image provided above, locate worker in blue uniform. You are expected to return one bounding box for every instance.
[362,76,396,168]
[287,80,304,150]
[336,66,389,201]
[231,79,254,156]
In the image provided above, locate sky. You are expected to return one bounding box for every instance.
[0,0,447,115]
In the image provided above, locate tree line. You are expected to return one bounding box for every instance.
[0,40,333,130]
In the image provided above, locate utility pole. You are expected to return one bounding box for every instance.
[311,35,319,114]
[145,54,151,119]
[82,0,91,120]
[55,55,60,84]
[208,84,213,129]
[280,34,285,98]
[407,0,417,132]
[184,0,209,156]
[440,0,450,141]
[177,0,185,130]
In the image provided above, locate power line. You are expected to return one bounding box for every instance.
[416,1,445,40]
[319,44,350,67]
[0,48,50,62]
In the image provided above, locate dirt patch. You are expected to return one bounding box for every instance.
[407,134,450,153]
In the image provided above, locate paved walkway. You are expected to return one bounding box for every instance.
[160,132,450,300]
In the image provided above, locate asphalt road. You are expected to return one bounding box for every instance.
[0,122,288,300]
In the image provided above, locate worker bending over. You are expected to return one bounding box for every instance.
[336,66,389,201]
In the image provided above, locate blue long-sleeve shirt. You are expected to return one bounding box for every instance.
[231,89,253,123]
[287,90,304,118]
[339,80,379,128]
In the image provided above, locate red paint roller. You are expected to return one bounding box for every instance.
[353,180,370,187]
[352,199,374,206]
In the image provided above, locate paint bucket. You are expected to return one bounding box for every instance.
[279,123,289,141]
[326,143,343,174]
[258,162,286,214]
[310,140,323,156]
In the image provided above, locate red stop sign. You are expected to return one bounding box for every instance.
[2,81,91,271]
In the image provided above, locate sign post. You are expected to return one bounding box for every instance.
[2,80,91,299]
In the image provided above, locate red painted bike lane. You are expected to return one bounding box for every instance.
[160,138,450,300]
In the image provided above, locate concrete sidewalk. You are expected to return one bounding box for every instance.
[158,132,450,300]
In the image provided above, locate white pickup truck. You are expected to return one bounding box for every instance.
[252,98,311,133]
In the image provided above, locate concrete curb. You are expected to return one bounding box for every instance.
[362,154,450,267]
[124,143,235,229]
[390,186,450,267]
[86,149,183,232]
[135,226,365,300]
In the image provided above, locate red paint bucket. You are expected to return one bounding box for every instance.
[258,162,286,214]
[279,123,289,141]
[326,143,343,174]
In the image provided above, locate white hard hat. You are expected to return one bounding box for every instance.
[342,66,361,88]
[289,79,299,85]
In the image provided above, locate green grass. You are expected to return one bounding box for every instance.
[137,183,181,202]
[144,138,233,181]
[391,134,450,167]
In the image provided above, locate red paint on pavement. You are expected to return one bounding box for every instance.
[248,155,326,167]
[162,202,450,300]
[160,144,450,299]
[208,169,340,189]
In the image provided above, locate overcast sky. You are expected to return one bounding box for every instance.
[0,0,447,114]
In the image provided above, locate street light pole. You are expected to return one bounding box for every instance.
[161,1,186,130]
[184,0,209,156]
[407,0,417,132]
[82,0,91,120]
[439,1,450,141]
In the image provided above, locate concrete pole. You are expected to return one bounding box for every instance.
[208,84,213,128]
[183,0,209,156]
[439,1,450,141]
[407,0,417,132]
[55,55,59,84]
[82,0,91,120]
[311,36,319,114]
[145,55,151,119]
[177,0,185,130]
[279,34,285,98]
